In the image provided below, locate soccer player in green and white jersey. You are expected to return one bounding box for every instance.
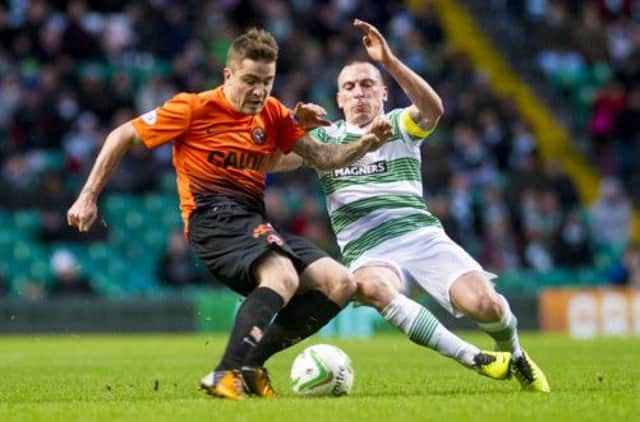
[272,19,550,392]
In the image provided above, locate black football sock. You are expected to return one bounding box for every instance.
[244,290,343,367]
[215,287,284,371]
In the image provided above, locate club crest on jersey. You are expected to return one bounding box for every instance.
[252,127,266,145]
[332,160,388,178]
[252,223,275,238]
[141,110,157,125]
[267,233,284,247]
[249,326,263,342]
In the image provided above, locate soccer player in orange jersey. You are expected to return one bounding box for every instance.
[67,28,392,400]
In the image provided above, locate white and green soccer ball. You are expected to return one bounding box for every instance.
[290,344,354,396]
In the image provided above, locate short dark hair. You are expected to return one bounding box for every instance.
[226,28,278,69]
[338,61,385,86]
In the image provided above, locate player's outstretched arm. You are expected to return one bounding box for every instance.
[354,18,444,132]
[270,152,305,173]
[291,116,392,171]
[67,122,139,232]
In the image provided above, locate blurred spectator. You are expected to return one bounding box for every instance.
[590,177,631,249]
[157,230,205,287]
[0,73,21,132]
[524,232,554,271]
[1,153,38,208]
[62,112,101,173]
[622,243,640,288]
[536,0,584,80]
[479,108,509,170]
[107,144,161,193]
[521,189,554,271]
[48,249,95,297]
[481,186,509,229]
[136,76,177,115]
[156,4,192,59]
[615,82,640,189]
[505,154,546,219]
[606,241,640,286]
[572,3,610,64]
[543,160,579,211]
[551,210,594,267]
[451,124,498,188]
[430,194,462,244]
[0,0,636,296]
[538,190,563,242]
[481,216,520,273]
[448,173,476,247]
[589,78,626,159]
[508,120,538,169]
[17,279,46,303]
[596,0,632,20]
[62,0,100,60]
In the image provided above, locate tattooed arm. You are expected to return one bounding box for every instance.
[290,116,392,172]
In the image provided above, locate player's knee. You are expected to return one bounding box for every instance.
[355,277,395,310]
[466,291,503,322]
[278,271,300,294]
[255,252,300,297]
[325,270,356,306]
[258,267,300,300]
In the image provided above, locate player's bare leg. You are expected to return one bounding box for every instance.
[450,272,550,392]
[355,266,511,380]
[242,257,356,397]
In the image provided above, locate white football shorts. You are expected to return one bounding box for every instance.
[349,226,497,317]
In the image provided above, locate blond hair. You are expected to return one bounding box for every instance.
[226,28,278,69]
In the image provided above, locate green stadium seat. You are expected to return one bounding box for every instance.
[160,173,177,192]
[29,258,52,284]
[160,208,181,228]
[41,151,65,170]
[0,209,11,226]
[591,62,612,85]
[92,272,127,297]
[105,259,129,284]
[575,268,604,286]
[142,194,165,214]
[0,228,23,252]
[104,194,139,224]
[12,241,36,262]
[124,209,145,231]
[12,210,41,234]
[142,227,166,253]
[87,243,111,261]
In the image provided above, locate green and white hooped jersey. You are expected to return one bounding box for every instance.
[310,108,442,266]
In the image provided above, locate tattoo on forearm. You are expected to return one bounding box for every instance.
[293,137,368,171]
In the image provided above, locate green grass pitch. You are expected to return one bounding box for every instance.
[0,332,638,421]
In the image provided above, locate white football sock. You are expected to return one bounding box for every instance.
[476,294,523,358]
[382,294,480,367]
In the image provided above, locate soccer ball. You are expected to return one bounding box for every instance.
[290,344,354,396]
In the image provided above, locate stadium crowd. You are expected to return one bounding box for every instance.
[484,0,640,204]
[0,0,638,299]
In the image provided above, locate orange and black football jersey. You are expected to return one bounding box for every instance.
[131,86,305,232]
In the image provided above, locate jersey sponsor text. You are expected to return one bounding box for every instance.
[207,150,266,171]
[332,161,387,178]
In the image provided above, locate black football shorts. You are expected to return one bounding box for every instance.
[188,202,328,296]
